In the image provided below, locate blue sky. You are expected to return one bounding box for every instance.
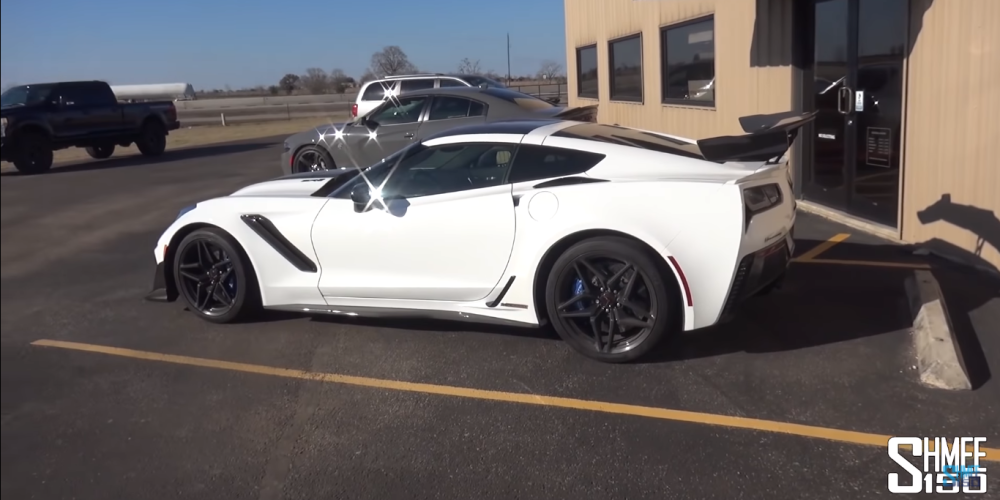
[1,0,567,91]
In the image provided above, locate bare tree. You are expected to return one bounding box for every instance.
[457,58,481,75]
[329,68,349,93]
[369,46,418,77]
[359,69,377,84]
[537,60,563,80]
[279,73,300,95]
[301,67,330,94]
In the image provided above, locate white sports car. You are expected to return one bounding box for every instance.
[146,111,814,362]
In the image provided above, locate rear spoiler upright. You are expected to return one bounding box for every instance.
[696,110,818,163]
[554,105,598,122]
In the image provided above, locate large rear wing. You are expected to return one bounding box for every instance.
[554,105,598,122]
[696,111,818,163]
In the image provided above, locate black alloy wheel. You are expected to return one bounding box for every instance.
[173,228,258,323]
[545,237,676,363]
[137,120,167,157]
[294,146,333,172]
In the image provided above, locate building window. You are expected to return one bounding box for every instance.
[576,45,599,99]
[609,34,643,102]
[661,16,715,106]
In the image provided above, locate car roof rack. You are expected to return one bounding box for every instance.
[382,73,445,79]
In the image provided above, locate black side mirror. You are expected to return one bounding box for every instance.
[363,116,379,130]
[350,183,372,213]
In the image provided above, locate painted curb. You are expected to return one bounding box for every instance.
[904,270,972,390]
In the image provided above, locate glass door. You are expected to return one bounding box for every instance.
[804,0,908,228]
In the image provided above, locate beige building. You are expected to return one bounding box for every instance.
[563,0,999,272]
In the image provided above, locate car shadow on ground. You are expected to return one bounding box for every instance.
[242,236,995,378]
[0,141,278,177]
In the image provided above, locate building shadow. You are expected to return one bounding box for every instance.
[750,0,931,68]
[0,141,277,177]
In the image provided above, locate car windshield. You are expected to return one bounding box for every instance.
[1,84,56,108]
[462,76,506,89]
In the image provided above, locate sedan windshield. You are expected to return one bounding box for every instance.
[1,84,56,108]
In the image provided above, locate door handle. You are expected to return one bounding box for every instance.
[403,132,414,139]
[837,86,854,115]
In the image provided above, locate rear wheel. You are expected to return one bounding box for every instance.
[544,237,678,363]
[12,132,54,174]
[173,228,260,324]
[85,144,116,159]
[136,120,167,157]
[293,145,334,172]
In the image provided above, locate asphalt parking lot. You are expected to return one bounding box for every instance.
[2,137,998,499]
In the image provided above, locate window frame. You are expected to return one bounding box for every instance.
[660,15,717,108]
[366,94,431,126]
[398,78,436,94]
[575,44,599,100]
[377,142,518,199]
[426,96,489,121]
[608,33,644,103]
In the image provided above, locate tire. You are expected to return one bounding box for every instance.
[12,132,54,174]
[172,227,260,324]
[544,236,678,363]
[136,120,167,157]
[292,145,335,173]
[85,144,116,159]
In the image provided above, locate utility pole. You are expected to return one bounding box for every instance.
[506,33,511,84]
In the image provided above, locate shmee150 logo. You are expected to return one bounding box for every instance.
[888,437,988,494]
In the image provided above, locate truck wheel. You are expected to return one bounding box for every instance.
[13,133,54,174]
[85,144,116,159]
[136,120,167,157]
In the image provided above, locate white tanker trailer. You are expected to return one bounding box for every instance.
[110,83,196,102]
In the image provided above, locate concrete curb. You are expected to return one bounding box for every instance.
[904,270,972,390]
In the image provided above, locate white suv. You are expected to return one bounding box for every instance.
[352,73,507,119]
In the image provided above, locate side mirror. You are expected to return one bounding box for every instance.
[363,116,379,130]
[350,183,371,212]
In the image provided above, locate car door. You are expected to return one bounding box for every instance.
[310,141,518,302]
[48,86,95,139]
[416,96,488,139]
[352,94,430,167]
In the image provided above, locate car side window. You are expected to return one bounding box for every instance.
[427,97,486,121]
[399,79,435,93]
[57,86,95,107]
[368,96,428,125]
[506,145,606,184]
[438,79,466,88]
[376,143,515,198]
[362,81,392,101]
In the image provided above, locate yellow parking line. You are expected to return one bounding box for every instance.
[796,258,932,270]
[30,339,1000,462]
[793,233,851,261]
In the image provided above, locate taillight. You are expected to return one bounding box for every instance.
[742,183,782,232]
[351,103,358,117]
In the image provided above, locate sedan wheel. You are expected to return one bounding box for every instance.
[545,237,677,363]
[293,146,333,173]
[173,228,259,323]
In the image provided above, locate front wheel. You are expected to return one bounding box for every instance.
[12,133,54,174]
[544,237,678,363]
[292,145,334,172]
[173,228,260,324]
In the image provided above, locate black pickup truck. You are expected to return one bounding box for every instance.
[1,80,181,174]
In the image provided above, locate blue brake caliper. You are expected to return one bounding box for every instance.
[571,278,587,311]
